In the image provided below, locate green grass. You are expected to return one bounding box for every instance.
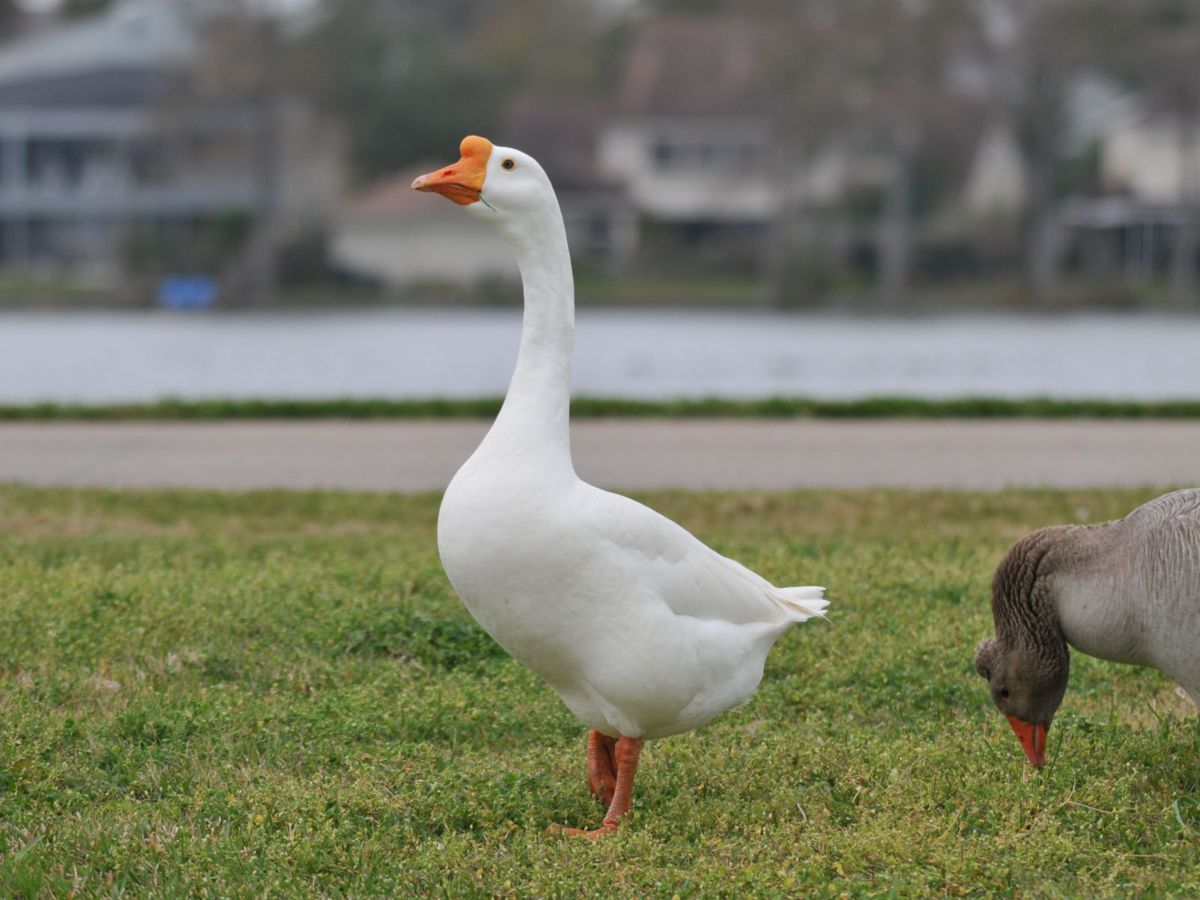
[5,395,1200,421]
[573,272,763,306]
[0,485,1198,898]
[0,274,111,308]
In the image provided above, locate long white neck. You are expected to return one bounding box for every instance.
[481,199,575,473]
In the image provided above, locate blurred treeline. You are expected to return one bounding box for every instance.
[24,0,1200,309]
[292,0,1200,308]
[290,0,629,181]
[282,1,1197,183]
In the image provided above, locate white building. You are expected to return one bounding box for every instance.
[333,97,637,289]
[1103,112,1200,204]
[961,118,1029,219]
[595,18,783,227]
[332,165,518,289]
[0,0,342,276]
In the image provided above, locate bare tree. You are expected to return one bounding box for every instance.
[1099,3,1200,309]
[183,4,286,305]
[875,2,931,312]
[0,0,22,39]
[61,0,116,18]
[1175,119,1200,310]
[1009,0,1068,303]
[762,11,843,307]
[879,120,918,310]
[1148,30,1200,310]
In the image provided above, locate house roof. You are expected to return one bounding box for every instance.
[344,116,623,221]
[501,95,610,189]
[342,164,458,221]
[613,16,781,118]
[0,0,197,89]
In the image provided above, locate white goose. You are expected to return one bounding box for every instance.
[413,136,827,837]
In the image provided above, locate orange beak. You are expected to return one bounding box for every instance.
[411,135,493,206]
[1006,715,1047,767]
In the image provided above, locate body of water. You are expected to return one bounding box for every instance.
[2,308,1199,403]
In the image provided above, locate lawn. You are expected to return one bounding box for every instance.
[0,485,1196,898]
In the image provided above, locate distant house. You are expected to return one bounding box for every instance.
[0,0,342,280]
[503,96,637,272]
[594,16,1007,267]
[332,98,638,290]
[1102,111,1200,204]
[1057,195,1185,279]
[961,118,1028,220]
[332,164,518,289]
[338,12,1054,291]
[595,17,781,228]
[1052,94,1199,279]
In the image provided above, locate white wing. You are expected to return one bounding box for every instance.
[579,486,827,626]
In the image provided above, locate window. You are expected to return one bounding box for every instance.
[651,135,765,172]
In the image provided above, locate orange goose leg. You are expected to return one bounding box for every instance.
[586,730,618,806]
[557,735,643,839]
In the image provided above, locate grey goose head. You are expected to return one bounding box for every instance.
[975,489,1200,767]
[975,527,1073,767]
[974,635,1069,766]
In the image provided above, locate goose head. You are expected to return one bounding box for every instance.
[411,135,557,232]
[974,530,1075,767]
[974,635,1068,767]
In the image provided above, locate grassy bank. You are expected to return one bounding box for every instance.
[4,395,1200,421]
[0,486,1197,898]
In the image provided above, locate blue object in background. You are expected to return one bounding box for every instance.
[158,275,217,310]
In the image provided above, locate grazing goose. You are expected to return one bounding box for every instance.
[975,488,1200,767]
[412,136,828,837]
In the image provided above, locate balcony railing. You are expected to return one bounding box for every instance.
[0,177,259,215]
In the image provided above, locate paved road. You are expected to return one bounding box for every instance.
[2,420,1198,492]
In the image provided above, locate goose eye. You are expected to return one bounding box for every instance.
[502,158,515,170]
[1000,689,1010,700]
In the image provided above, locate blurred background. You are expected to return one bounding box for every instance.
[2,0,1200,403]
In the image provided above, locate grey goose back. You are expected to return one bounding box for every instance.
[974,488,1200,766]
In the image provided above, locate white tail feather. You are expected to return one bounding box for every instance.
[770,585,829,622]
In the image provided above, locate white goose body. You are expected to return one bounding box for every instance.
[428,137,826,745]
[440,455,816,740]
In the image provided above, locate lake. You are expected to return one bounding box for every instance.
[2,308,1199,403]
